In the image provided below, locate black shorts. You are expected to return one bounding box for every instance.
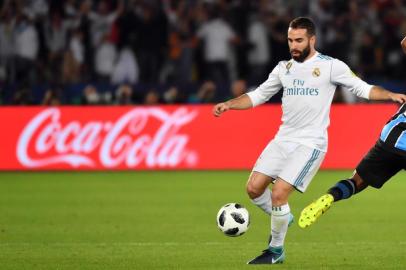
[356,142,406,188]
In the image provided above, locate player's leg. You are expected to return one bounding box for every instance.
[270,147,324,258]
[268,178,294,262]
[299,142,403,228]
[248,144,325,265]
[247,140,289,215]
[326,172,368,202]
[246,171,274,215]
[298,172,367,228]
[246,172,295,247]
[247,178,294,265]
[269,178,294,250]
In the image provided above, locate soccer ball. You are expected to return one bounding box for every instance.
[216,203,250,237]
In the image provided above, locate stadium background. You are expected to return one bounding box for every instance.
[1,0,406,269]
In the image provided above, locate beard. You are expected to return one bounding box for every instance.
[290,43,311,62]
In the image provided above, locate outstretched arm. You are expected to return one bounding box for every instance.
[331,59,406,103]
[369,86,406,103]
[212,94,253,117]
[213,64,283,117]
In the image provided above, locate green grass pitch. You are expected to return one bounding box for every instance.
[1,170,406,269]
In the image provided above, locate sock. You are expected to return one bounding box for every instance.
[270,204,290,248]
[328,179,357,202]
[251,188,272,215]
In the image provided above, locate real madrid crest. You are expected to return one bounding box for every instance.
[312,67,320,77]
[286,61,292,75]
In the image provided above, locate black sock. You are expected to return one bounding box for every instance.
[328,179,358,202]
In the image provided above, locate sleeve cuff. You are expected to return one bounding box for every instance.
[246,91,261,107]
[363,84,373,100]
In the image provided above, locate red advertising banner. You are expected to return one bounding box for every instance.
[0,104,398,170]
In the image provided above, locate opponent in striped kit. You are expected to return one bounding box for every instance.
[299,103,406,230]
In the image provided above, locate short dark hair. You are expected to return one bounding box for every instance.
[289,17,316,36]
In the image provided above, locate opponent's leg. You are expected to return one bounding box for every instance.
[299,172,367,228]
[327,172,368,202]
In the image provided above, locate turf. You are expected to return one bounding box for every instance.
[0,170,405,270]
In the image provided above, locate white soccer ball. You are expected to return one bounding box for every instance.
[216,203,250,237]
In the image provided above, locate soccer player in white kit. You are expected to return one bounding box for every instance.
[213,17,406,265]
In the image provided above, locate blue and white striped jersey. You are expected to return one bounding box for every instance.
[380,103,406,155]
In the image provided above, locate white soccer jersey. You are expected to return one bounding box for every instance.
[247,52,373,152]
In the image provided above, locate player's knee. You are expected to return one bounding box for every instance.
[246,181,264,199]
[271,188,288,205]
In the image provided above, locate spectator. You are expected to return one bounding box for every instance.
[81,84,100,105]
[12,84,32,105]
[162,14,196,83]
[115,84,133,105]
[14,15,39,85]
[227,0,251,79]
[111,47,138,85]
[64,0,78,18]
[0,1,406,105]
[63,29,84,83]
[358,32,380,78]
[88,0,123,48]
[136,3,169,83]
[163,86,184,104]
[44,11,79,82]
[247,14,270,84]
[70,29,84,65]
[144,89,161,105]
[94,33,117,83]
[267,12,290,68]
[229,79,247,99]
[23,0,49,20]
[196,6,238,83]
[324,13,351,62]
[188,80,217,104]
[309,0,333,50]
[0,9,15,83]
[42,88,62,106]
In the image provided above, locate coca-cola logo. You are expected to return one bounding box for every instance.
[17,107,199,168]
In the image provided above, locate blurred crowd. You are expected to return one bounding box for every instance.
[1,0,406,105]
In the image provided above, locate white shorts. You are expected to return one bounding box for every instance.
[252,140,325,192]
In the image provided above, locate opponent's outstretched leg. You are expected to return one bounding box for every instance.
[299,172,368,228]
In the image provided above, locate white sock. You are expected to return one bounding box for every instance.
[250,189,272,215]
[270,204,290,248]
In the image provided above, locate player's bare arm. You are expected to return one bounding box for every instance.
[401,36,406,54]
[212,94,253,117]
[369,86,406,103]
